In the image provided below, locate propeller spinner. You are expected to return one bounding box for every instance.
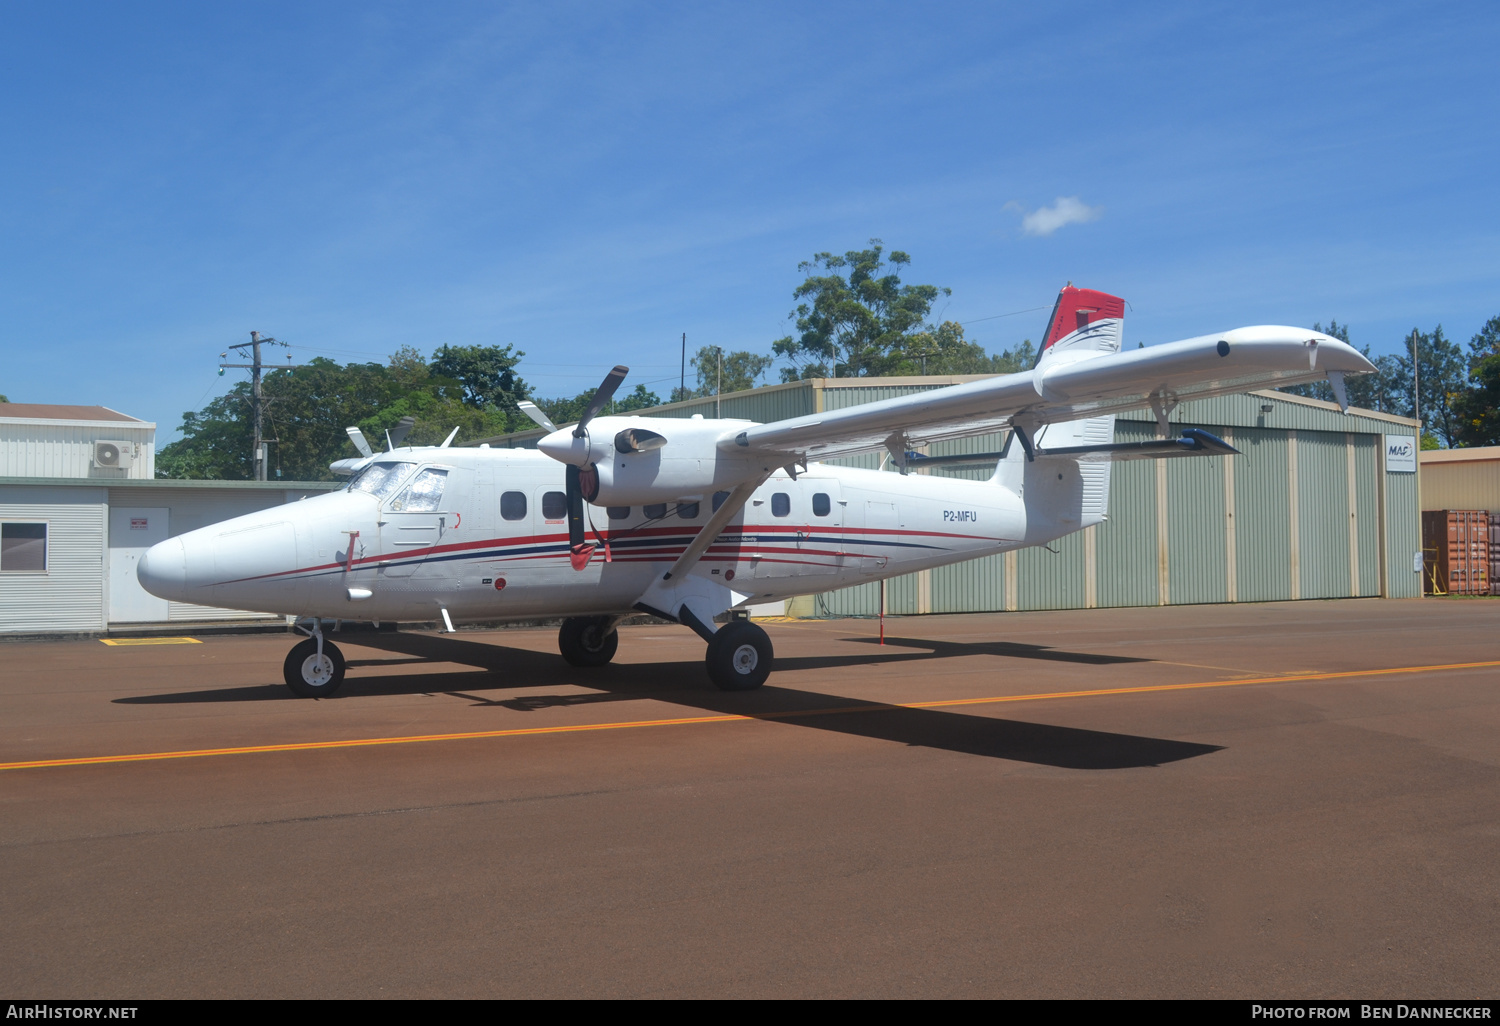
[537,365,628,466]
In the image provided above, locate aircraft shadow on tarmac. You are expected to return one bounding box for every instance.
[113,631,1215,771]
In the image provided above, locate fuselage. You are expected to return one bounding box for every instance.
[137,446,1030,623]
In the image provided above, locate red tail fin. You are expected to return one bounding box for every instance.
[1036,285,1126,366]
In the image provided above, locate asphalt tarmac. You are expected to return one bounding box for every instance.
[1,598,1497,999]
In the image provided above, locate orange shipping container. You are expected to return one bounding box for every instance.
[1422,510,1491,595]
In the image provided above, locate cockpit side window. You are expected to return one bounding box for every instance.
[348,462,418,502]
[389,468,448,511]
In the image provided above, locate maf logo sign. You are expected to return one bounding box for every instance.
[1385,435,1417,472]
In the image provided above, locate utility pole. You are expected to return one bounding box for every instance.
[1411,328,1422,441]
[680,332,686,403]
[715,346,724,418]
[222,331,295,481]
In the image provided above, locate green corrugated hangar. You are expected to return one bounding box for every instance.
[474,376,1424,616]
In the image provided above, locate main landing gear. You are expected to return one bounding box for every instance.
[285,620,346,698]
[556,614,774,690]
[705,620,774,691]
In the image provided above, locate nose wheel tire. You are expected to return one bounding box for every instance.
[559,616,620,667]
[284,638,347,697]
[706,621,773,691]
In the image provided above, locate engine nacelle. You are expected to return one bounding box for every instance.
[543,415,768,506]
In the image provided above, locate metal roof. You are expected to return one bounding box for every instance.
[1419,445,1500,465]
[0,476,341,490]
[0,404,145,423]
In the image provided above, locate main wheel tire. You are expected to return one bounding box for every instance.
[283,638,346,698]
[705,621,774,691]
[558,616,619,667]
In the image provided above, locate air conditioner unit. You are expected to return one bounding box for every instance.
[93,440,136,470]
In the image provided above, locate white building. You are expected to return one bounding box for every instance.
[0,403,338,634]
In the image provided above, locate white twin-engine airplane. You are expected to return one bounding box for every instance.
[138,287,1374,697]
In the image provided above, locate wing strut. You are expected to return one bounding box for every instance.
[634,473,769,636]
[661,473,770,583]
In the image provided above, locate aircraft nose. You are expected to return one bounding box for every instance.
[137,536,187,601]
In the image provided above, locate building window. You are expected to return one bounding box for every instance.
[501,492,527,521]
[771,493,790,517]
[1,523,47,573]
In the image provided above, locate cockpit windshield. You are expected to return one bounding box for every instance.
[347,461,418,501]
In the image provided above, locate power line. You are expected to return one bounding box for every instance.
[959,304,1051,326]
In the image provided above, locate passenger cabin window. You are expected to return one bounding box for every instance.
[348,461,417,501]
[501,491,527,521]
[1,523,47,573]
[542,492,568,521]
[644,503,667,520]
[712,491,730,512]
[678,502,699,519]
[607,506,631,521]
[771,493,791,517]
[389,468,447,511]
[813,493,831,517]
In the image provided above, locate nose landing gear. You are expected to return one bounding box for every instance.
[285,620,346,697]
[558,616,620,667]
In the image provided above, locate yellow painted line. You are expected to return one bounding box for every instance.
[897,659,1500,709]
[3,658,1497,773]
[99,637,202,646]
[1,714,751,771]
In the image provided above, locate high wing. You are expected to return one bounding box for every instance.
[722,324,1375,463]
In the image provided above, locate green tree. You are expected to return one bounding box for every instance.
[157,345,530,480]
[888,321,1037,375]
[773,240,950,380]
[1395,326,1466,447]
[534,383,662,426]
[683,346,774,397]
[614,383,663,412]
[1456,314,1500,446]
[429,343,529,413]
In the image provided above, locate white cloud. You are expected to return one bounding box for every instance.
[1017,196,1103,236]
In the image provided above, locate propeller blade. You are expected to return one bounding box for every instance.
[572,366,629,438]
[517,401,557,433]
[564,464,596,570]
[386,416,416,450]
[345,426,373,458]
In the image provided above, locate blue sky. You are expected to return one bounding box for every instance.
[3,2,1497,439]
